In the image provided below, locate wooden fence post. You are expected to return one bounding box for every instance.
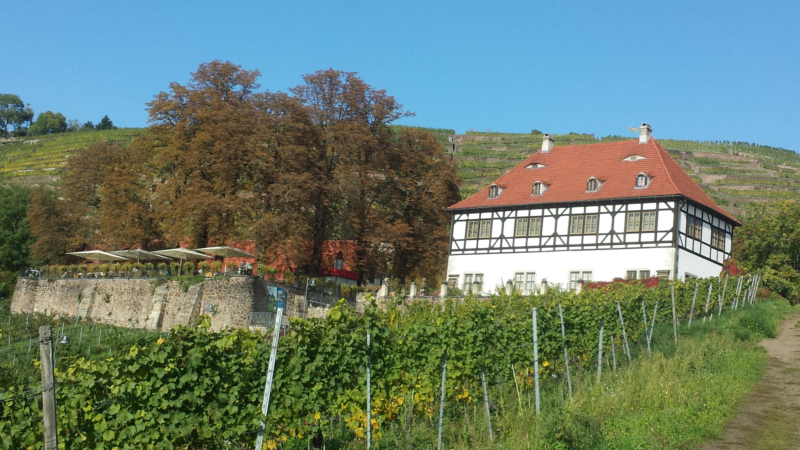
[39,326,58,450]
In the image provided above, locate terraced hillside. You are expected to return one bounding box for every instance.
[0,129,141,186]
[445,131,800,218]
[1,126,797,219]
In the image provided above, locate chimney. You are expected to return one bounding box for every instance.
[639,122,652,144]
[541,133,555,153]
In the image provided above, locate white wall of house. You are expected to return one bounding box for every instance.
[675,249,723,280]
[446,246,676,294]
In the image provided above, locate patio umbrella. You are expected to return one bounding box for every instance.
[152,248,211,276]
[111,249,172,263]
[195,246,256,275]
[66,250,129,265]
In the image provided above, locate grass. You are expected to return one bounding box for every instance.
[316,295,792,449]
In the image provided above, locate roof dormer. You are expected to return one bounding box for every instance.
[622,154,647,162]
[635,172,652,189]
[586,177,603,193]
[532,181,548,196]
[525,163,547,170]
[488,185,504,199]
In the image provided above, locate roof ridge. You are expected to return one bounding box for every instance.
[650,138,681,193]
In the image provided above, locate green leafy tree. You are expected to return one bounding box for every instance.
[734,200,800,303]
[0,94,33,137]
[81,120,95,130]
[95,115,116,130]
[0,186,31,270]
[29,111,67,135]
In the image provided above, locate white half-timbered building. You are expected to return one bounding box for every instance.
[445,124,740,294]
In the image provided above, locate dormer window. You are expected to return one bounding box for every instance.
[622,155,647,162]
[526,163,547,170]
[532,181,547,196]
[635,173,651,188]
[586,177,601,192]
[488,185,501,198]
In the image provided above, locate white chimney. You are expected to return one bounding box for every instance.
[541,133,555,152]
[639,122,652,144]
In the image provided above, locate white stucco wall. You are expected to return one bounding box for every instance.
[675,248,723,280]
[446,247,676,294]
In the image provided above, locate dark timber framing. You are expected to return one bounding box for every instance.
[448,195,735,265]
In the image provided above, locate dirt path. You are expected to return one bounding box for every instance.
[703,313,800,450]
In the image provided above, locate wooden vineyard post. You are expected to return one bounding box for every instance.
[39,326,58,450]
[511,365,523,411]
[531,307,540,415]
[647,302,658,351]
[703,283,712,324]
[611,341,617,372]
[736,275,744,308]
[616,302,632,364]
[481,367,494,442]
[436,346,447,450]
[255,288,286,450]
[721,275,729,310]
[671,284,678,345]
[366,328,372,450]
[558,304,572,400]
[641,300,650,356]
[688,282,698,327]
[597,317,604,382]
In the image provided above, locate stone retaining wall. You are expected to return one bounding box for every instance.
[10,277,274,332]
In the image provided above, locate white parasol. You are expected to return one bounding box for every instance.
[195,246,256,275]
[66,250,129,265]
[111,249,172,263]
[152,248,211,276]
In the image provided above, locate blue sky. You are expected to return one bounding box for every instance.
[3,0,799,150]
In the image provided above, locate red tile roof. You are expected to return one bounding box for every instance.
[449,138,740,224]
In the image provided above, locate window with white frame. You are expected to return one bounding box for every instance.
[635,173,650,188]
[488,185,500,198]
[642,211,657,232]
[474,274,484,291]
[532,182,546,196]
[626,212,641,232]
[515,216,543,237]
[568,214,597,234]
[569,271,591,291]
[569,215,584,235]
[687,215,702,240]
[466,220,479,239]
[584,214,598,234]
[514,273,524,291]
[627,270,651,280]
[529,217,542,236]
[586,178,600,192]
[525,273,536,291]
[447,275,459,289]
[711,226,725,250]
[569,271,580,291]
[514,218,528,237]
[479,220,492,238]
